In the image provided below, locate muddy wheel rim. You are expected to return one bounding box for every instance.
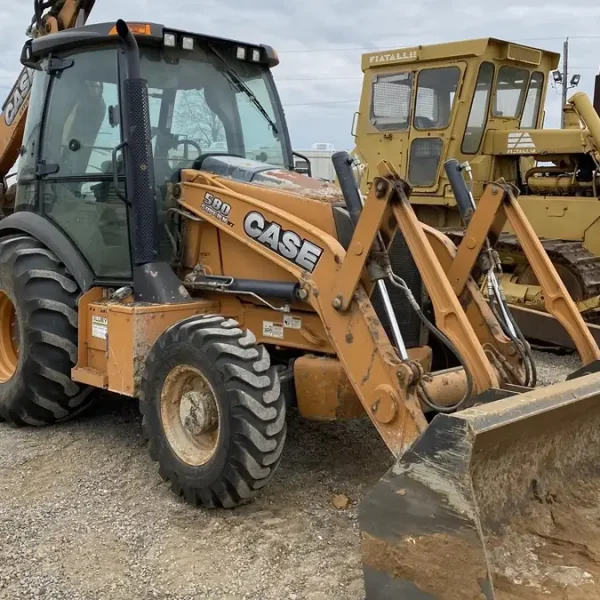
[0,291,18,383]
[160,365,221,466]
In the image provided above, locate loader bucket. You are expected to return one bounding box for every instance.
[360,372,600,599]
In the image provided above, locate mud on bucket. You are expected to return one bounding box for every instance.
[359,371,600,600]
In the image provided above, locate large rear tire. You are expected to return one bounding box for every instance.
[140,314,287,508]
[0,234,93,425]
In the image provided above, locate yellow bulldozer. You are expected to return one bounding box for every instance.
[352,37,600,349]
[3,4,600,598]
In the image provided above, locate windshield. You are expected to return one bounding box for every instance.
[140,45,288,179]
[38,44,288,186]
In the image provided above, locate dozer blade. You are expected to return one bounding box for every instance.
[360,371,600,599]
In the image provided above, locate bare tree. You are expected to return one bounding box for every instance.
[173,91,225,148]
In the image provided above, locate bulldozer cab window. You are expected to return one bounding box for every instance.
[370,72,413,131]
[520,72,544,129]
[493,66,529,118]
[462,62,494,154]
[414,67,460,130]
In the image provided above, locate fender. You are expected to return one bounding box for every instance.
[0,212,94,291]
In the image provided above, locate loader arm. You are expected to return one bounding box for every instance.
[178,170,429,456]
[447,178,600,365]
[0,0,95,185]
[177,165,525,455]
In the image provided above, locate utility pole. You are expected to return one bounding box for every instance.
[554,38,581,128]
[561,38,569,128]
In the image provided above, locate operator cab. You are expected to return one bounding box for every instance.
[16,21,292,281]
[354,38,559,196]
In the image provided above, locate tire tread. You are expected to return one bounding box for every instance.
[140,314,286,508]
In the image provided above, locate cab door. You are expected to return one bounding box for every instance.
[356,69,414,187]
[406,64,464,193]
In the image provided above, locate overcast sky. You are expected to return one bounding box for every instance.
[1,0,599,152]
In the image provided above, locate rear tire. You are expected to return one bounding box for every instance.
[0,234,93,425]
[140,314,287,508]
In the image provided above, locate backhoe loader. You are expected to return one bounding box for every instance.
[352,38,600,350]
[3,10,600,599]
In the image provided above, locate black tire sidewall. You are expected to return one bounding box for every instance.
[144,340,234,489]
[0,250,28,412]
[0,234,91,424]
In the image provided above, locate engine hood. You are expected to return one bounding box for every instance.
[200,155,344,203]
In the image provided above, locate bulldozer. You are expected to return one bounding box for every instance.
[352,37,600,349]
[4,5,600,598]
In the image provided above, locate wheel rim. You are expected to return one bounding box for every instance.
[160,365,221,466]
[0,291,19,383]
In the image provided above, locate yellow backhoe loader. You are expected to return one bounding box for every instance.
[352,38,600,351]
[3,6,600,598]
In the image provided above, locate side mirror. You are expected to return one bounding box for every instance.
[20,40,42,70]
[292,151,312,177]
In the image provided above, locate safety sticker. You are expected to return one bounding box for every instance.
[91,315,108,340]
[263,321,284,340]
[283,315,302,330]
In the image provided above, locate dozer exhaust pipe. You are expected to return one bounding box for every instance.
[594,71,600,116]
[115,20,188,303]
[360,370,600,598]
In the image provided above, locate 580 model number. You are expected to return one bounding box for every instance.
[201,192,231,224]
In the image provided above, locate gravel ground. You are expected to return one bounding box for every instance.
[0,349,583,600]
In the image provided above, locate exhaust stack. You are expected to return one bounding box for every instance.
[116,20,189,303]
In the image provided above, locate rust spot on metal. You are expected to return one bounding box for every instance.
[253,169,345,202]
[361,348,378,386]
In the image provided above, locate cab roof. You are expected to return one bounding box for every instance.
[361,37,560,71]
[22,20,279,69]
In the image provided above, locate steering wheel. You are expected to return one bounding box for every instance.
[168,139,202,171]
[177,139,202,159]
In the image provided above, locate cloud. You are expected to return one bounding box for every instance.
[0,0,598,153]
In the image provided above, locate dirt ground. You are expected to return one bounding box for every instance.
[0,349,589,600]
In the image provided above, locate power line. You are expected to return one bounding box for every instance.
[277,35,600,53]
[1,34,600,59]
[276,76,361,81]
[284,100,357,106]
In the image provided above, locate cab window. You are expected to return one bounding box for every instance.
[370,72,413,131]
[494,66,529,118]
[414,67,460,130]
[520,72,544,129]
[462,62,494,154]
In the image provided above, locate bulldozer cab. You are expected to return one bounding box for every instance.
[354,39,560,201]
[15,21,292,281]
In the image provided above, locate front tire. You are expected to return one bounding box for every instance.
[141,314,287,508]
[0,234,93,425]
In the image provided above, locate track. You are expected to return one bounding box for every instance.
[443,228,600,306]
